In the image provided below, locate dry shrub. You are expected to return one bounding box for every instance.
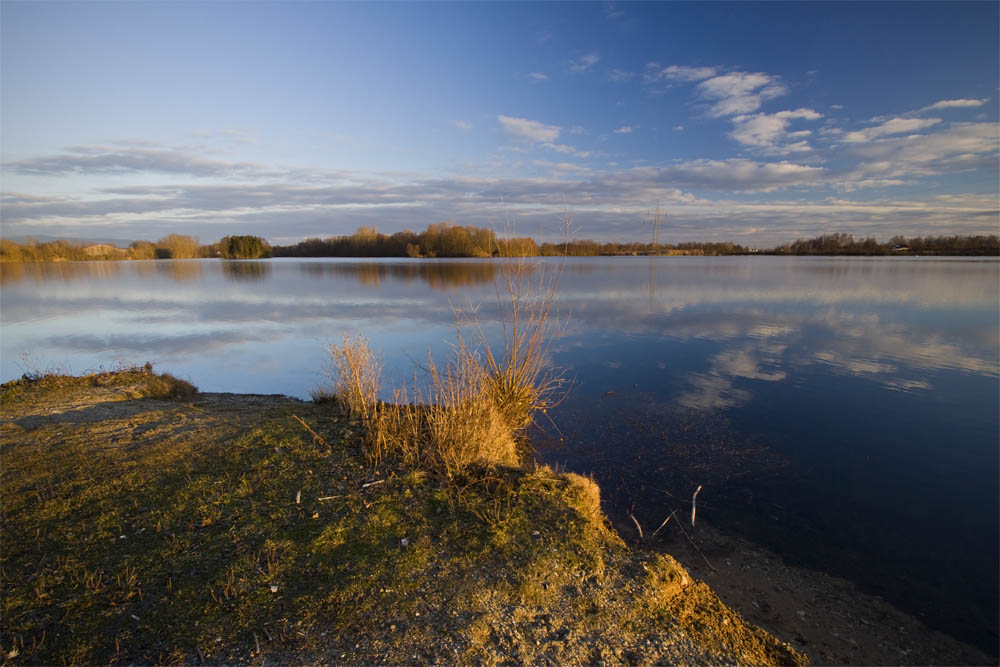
[324,337,518,473]
[141,372,197,399]
[323,249,564,474]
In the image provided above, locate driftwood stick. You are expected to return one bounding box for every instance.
[628,512,644,540]
[691,485,703,527]
[651,513,672,537]
[291,414,329,447]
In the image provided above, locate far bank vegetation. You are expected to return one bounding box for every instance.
[2,225,997,263]
[0,233,272,263]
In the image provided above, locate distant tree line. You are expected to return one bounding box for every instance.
[212,235,273,259]
[0,233,272,262]
[272,222,538,258]
[1,228,996,263]
[271,222,751,258]
[0,235,205,262]
[768,233,1000,256]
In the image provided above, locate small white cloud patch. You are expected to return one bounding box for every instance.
[842,117,942,143]
[920,98,988,112]
[498,115,561,143]
[570,52,600,72]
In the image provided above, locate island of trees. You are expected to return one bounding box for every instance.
[1,222,997,263]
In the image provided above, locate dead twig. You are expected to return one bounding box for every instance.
[691,485,703,527]
[628,511,644,541]
[291,414,330,447]
[361,479,385,489]
[317,495,345,501]
[651,513,672,537]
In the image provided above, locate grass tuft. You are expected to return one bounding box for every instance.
[321,252,564,475]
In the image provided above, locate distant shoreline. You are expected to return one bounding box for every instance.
[2,228,998,263]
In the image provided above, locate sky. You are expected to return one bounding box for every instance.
[2,1,998,247]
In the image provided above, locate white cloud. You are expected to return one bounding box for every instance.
[774,109,823,120]
[644,63,717,83]
[696,72,788,117]
[672,125,684,131]
[920,98,988,112]
[450,120,473,130]
[498,115,561,143]
[6,144,268,178]
[842,117,942,143]
[654,158,824,191]
[831,104,844,110]
[570,52,600,72]
[613,125,635,134]
[781,141,813,153]
[847,121,999,174]
[533,160,589,173]
[540,142,590,158]
[728,108,822,150]
[609,69,634,82]
[528,72,549,82]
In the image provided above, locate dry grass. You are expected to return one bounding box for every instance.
[322,337,519,474]
[1,362,196,404]
[321,250,564,475]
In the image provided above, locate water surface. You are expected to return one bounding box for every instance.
[2,256,997,651]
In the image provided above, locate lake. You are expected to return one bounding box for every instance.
[2,256,997,652]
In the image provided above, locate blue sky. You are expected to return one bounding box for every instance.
[2,1,997,246]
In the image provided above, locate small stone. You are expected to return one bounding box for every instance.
[270,585,279,593]
[401,538,409,547]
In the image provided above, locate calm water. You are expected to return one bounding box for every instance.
[3,256,998,651]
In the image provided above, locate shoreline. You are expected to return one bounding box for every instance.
[1,372,804,665]
[1,372,993,665]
